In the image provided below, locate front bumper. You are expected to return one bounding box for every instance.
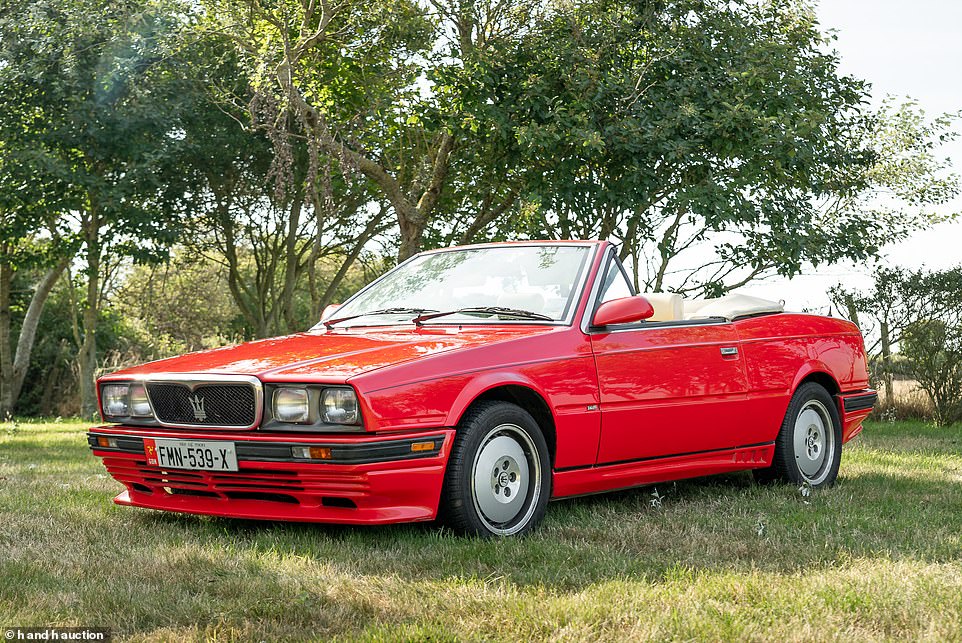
[87,425,455,524]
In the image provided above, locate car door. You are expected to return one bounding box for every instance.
[587,256,753,464]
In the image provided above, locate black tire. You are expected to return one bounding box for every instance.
[752,382,842,488]
[441,400,551,537]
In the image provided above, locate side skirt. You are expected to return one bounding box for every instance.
[551,443,775,499]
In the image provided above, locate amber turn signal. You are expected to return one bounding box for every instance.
[410,441,436,453]
[292,446,332,460]
[96,436,118,448]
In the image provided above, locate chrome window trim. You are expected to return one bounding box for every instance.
[102,374,264,431]
[320,242,599,329]
[591,318,732,334]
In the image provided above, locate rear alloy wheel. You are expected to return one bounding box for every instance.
[753,382,842,488]
[442,401,551,536]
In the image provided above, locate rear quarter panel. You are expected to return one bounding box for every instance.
[735,313,870,443]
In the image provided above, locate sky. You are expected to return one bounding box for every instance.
[741,0,962,312]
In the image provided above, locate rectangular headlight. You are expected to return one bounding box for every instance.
[321,388,359,425]
[274,387,310,423]
[129,383,153,417]
[102,384,130,417]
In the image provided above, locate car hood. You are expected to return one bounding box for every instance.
[105,325,558,383]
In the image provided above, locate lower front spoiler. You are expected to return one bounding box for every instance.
[90,427,455,525]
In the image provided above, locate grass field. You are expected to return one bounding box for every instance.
[1,419,961,641]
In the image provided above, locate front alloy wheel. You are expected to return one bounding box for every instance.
[442,401,551,536]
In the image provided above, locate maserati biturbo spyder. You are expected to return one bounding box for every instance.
[88,240,876,536]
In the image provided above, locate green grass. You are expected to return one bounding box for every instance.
[1,418,961,641]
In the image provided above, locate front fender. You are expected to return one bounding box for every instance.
[360,356,601,469]
[442,370,553,427]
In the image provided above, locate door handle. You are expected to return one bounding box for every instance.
[720,346,738,356]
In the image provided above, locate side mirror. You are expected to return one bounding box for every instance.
[592,296,654,327]
[321,304,341,321]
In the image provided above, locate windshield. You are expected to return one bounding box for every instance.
[321,245,591,327]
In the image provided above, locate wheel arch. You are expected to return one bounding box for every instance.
[447,375,558,465]
[792,363,841,397]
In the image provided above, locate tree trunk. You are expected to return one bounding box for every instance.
[397,208,426,262]
[841,292,861,328]
[7,258,70,412]
[78,206,101,418]
[880,320,894,402]
[280,191,304,332]
[458,189,519,246]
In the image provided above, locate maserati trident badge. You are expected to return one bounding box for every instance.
[190,395,207,422]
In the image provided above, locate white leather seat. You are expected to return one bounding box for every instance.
[685,293,783,321]
[683,298,710,317]
[638,292,683,322]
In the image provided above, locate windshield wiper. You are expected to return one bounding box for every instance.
[323,307,438,329]
[413,306,554,325]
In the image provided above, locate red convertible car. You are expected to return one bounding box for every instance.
[88,241,876,536]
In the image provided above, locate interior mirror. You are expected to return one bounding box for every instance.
[321,304,341,321]
[592,296,654,327]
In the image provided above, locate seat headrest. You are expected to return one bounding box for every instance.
[638,292,683,322]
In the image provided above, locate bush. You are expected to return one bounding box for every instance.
[901,320,962,427]
[871,376,933,422]
[17,283,177,417]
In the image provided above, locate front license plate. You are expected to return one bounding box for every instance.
[144,438,238,472]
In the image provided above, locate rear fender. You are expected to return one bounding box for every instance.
[791,361,840,394]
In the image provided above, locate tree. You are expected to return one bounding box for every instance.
[441,0,958,294]
[2,0,196,415]
[206,0,557,261]
[0,144,69,417]
[113,252,244,353]
[830,266,962,401]
[0,236,70,417]
[902,319,962,427]
[173,34,391,335]
[0,1,82,417]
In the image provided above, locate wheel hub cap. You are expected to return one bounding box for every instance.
[473,434,529,524]
[793,401,834,482]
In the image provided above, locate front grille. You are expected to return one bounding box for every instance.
[147,383,256,427]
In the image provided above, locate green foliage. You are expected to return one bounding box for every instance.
[14,280,156,416]
[112,253,246,353]
[435,1,958,293]
[1,0,960,414]
[902,319,962,427]
[0,0,195,262]
[831,266,962,355]
[832,266,962,418]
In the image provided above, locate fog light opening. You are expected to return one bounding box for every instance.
[321,496,357,509]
